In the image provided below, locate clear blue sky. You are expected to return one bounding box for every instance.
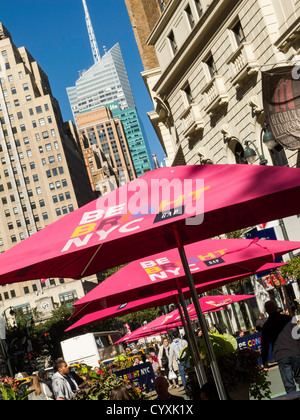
[0,0,166,165]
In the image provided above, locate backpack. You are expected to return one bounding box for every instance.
[173,339,186,361]
[161,347,169,367]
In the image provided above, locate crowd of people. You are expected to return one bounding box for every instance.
[24,299,300,400]
[27,359,83,401]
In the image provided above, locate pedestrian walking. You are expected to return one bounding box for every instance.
[28,374,53,400]
[261,300,300,394]
[52,359,79,400]
[169,331,189,392]
[158,337,178,388]
[38,369,53,394]
[148,355,160,377]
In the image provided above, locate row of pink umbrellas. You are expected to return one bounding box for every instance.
[0,164,299,398]
[64,236,294,391]
[115,294,256,344]
[68,237,294,322]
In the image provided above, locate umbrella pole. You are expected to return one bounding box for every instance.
[175,287,207,387]
[173,226,227,401]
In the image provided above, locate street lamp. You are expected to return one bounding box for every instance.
[244,124,277,165]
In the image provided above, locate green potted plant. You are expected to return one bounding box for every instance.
[0,377,33,400]
[184,332,271,400]
[72,366,151,401]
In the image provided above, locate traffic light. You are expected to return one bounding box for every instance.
[43,332,51,343]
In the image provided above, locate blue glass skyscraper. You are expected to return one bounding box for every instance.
[66,1,152,176]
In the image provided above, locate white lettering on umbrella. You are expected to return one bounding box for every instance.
[119,218,144,233]
[62,234,93,252]
[61,219,145,252]
[79,210,104,225]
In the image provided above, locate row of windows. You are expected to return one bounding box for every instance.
[0,170,66,193]
[6,113,53,128]
[1,82,30,97]
[5,203,74,230]
[0,151,63,172]
[0,190,71,210]
[0,279,73,302]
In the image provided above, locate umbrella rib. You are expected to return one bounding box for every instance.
[80,243,103,278]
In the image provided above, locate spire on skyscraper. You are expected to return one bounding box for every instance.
[82,0,101,64]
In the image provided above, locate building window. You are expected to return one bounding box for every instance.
[205,55,217,79]
[168,30,178,56]
[185,4,195,29]
[182,83,194,106]
[231,21,246,46]
[59,290,78,305]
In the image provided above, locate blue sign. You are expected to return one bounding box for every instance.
[115,362,155,392]
[237,332,274,364]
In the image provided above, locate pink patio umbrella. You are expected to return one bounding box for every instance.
[65,262,284,332]
[0,164,299,399]
[70,238,298,319]
[116,295,255,343]
[0,164,298,285]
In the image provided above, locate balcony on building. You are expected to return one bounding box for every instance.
[200,75,229,117]
[180,102,204,140]
[226,42,259,88]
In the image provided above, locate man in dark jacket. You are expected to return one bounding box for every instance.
[261,300,300,394]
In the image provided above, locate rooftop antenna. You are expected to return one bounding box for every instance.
[82,0,101,64]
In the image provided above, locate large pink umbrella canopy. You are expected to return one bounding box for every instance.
[0,164,299,400]
[70,238,300,318]
[65,262,285,332]
[0,164,299,284]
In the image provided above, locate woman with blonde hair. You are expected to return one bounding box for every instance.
[28,374,53,400]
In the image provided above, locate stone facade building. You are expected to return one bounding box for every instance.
[125,0,300,327]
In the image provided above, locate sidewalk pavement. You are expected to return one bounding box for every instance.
[150,365,296,400]
[265,364,297,400]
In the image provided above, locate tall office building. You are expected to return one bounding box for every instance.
[66,0,153,177]
[76,106,136,191]
[0,23,97,325]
